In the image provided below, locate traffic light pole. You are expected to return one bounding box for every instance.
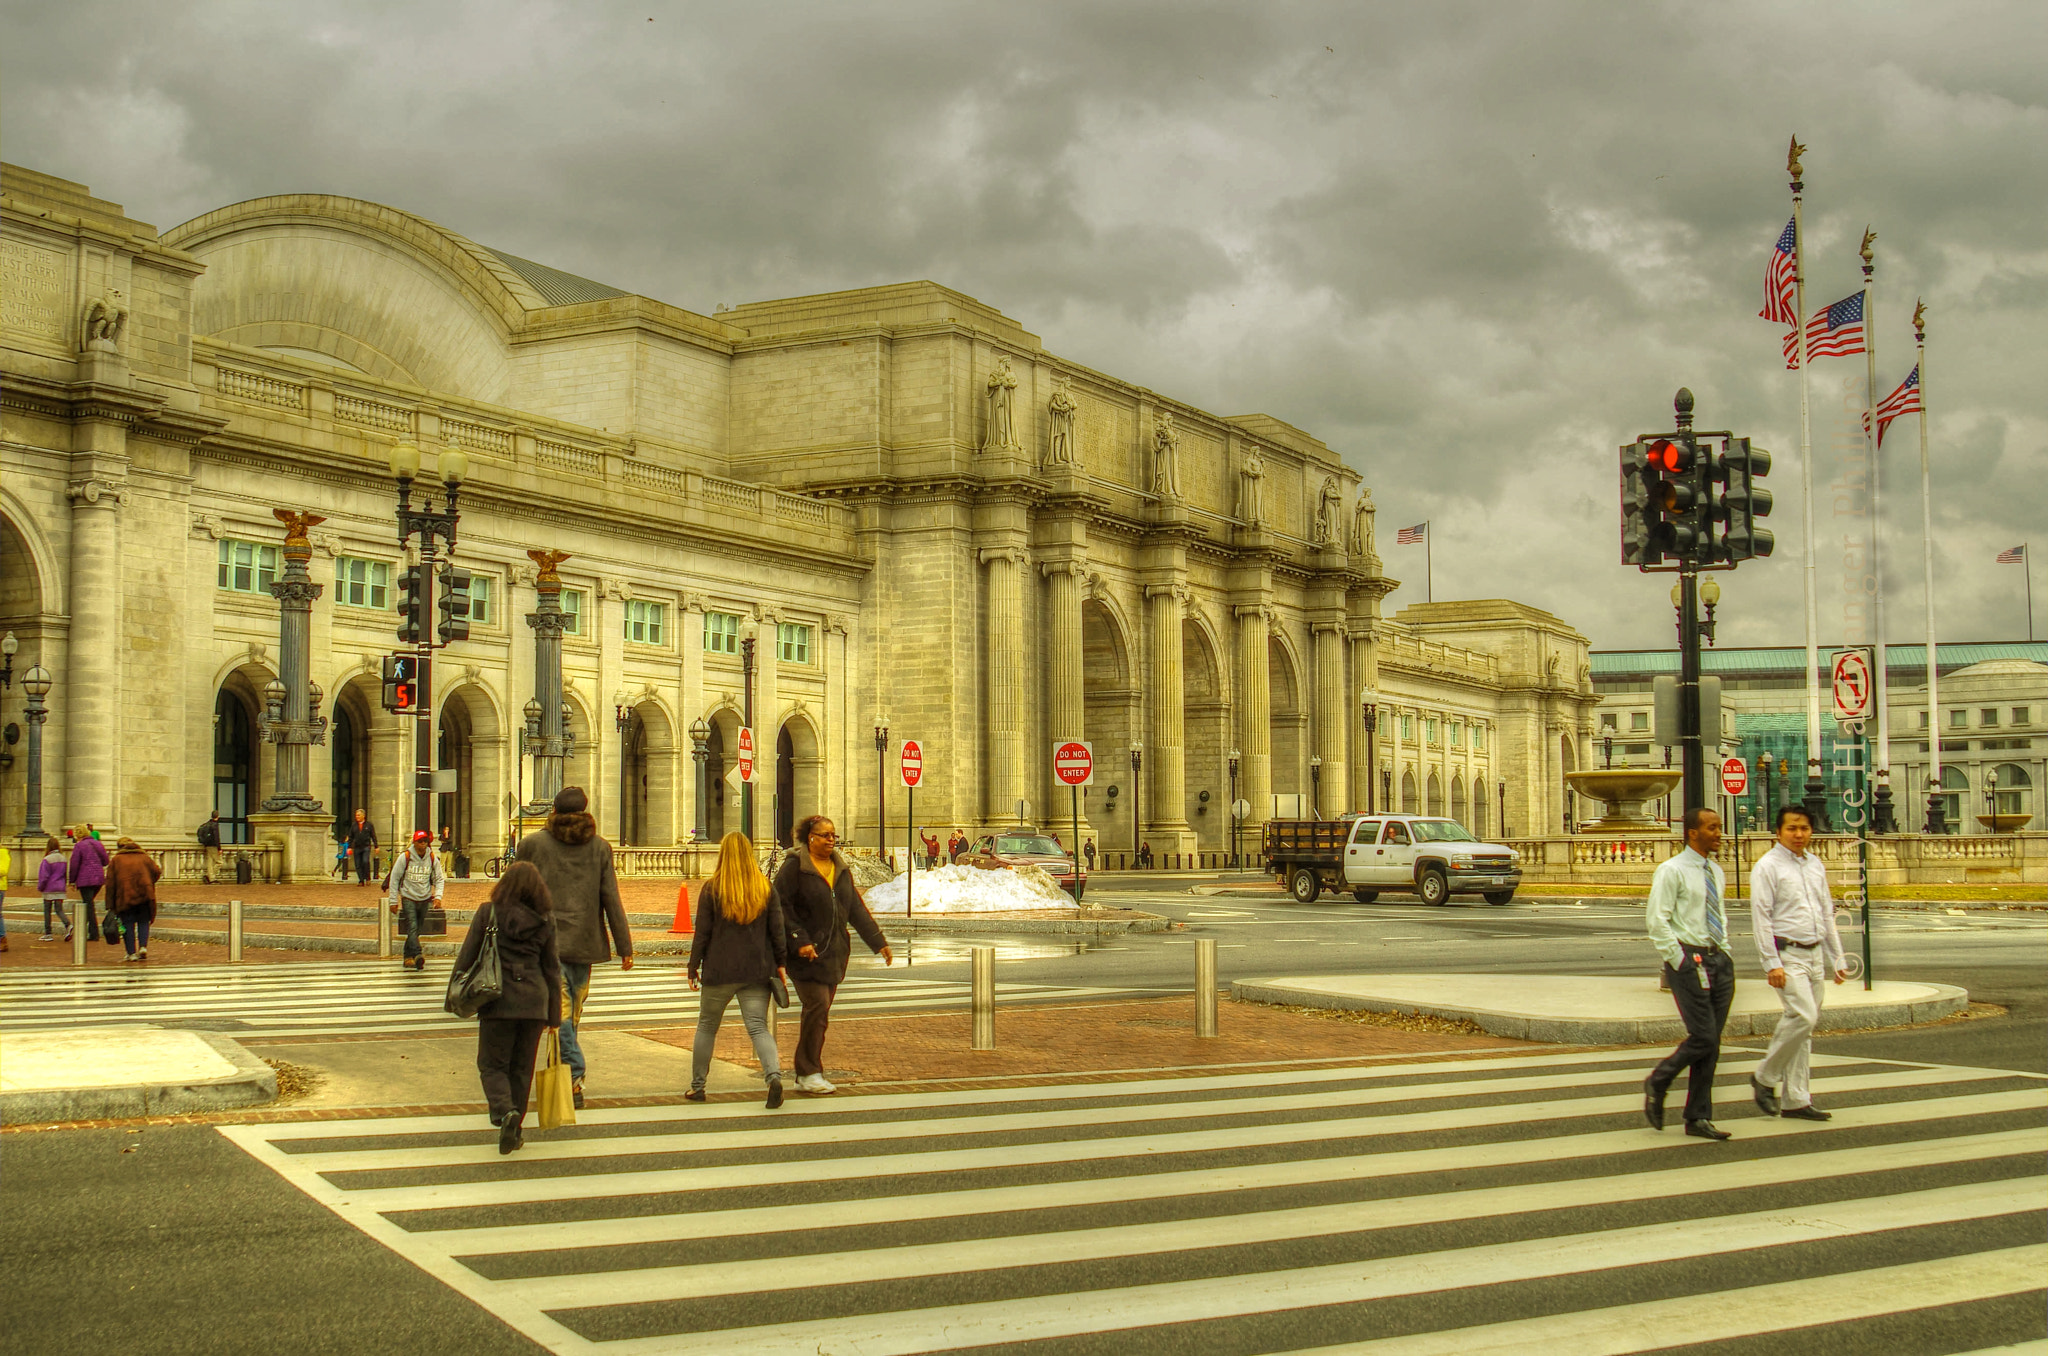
[413,536,437,847]
[1677,566,1705,816]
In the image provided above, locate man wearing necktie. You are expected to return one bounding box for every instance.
[1643,806,1736,1140]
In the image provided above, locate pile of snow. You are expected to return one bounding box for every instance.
[865,862,1077,914]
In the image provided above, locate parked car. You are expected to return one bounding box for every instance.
[1263,813,1521,905]
[965,829,1084,896]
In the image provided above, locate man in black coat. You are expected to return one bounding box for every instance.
[776,814,892,1095]
[349,810,378,886]
[197,813,222,884]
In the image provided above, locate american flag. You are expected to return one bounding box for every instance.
[1759,217,1797,326]
[1396,524,1427,545]
[1783,291,1867,368]
[1997,545,2027,564]
[1873,365,1922,445]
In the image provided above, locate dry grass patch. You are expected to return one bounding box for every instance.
[1237,998,1489,1037]
[262,1058,322,1103]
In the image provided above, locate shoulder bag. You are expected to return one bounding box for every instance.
[444,904,503,1017]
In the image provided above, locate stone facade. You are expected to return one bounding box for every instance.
[0,163,1597,874]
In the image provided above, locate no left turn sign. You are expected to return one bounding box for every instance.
[1831,649,1874,722]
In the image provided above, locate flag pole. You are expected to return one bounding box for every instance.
[1912,303,1944,833]
[2027,543,2036,644]
[1789,137,1827,827]
[1425,521,1433,604]
[1860,228,1893,831]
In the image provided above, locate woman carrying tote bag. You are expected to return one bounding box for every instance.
[451,861,563,1153]
[685,832,789,1108]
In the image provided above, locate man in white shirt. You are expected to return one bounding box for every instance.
[1748,805,1848,1121]
[1643,806,1735,1140]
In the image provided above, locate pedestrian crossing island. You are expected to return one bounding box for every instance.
[220,1047,2045,1354]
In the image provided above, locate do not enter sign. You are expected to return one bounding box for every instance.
[1721,757,1749,797]
[736,726,755,783]
[1054,740,1094,787]
[900,740,924,788]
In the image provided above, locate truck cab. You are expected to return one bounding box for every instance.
[1266,813,1521,905]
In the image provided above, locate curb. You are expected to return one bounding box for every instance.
[1229,979,1972,1044]
[1,1029,278,1125]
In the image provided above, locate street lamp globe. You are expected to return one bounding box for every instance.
[263,677,288,719]
[22,664,52,699]
[437,446,470,487]
[689,717,709,745]
[1700,577,1722,607]
[387,440,422,481]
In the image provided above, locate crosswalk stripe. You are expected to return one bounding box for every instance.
[410,1089,2048,1256]
[278,1058,1988,1174]
[496,1129,2047,1311]
[215,1051,2048,1356]
[1273,1242,2048,1355]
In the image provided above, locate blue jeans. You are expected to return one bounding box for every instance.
[691,982,781,1088]
[398,897,431,959]
[558,961,592,1082]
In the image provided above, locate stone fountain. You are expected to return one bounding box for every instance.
[1565,768,1685,833]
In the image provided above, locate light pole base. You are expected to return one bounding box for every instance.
[248,809,338,884]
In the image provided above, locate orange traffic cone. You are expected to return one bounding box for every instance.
[669,883,693,935]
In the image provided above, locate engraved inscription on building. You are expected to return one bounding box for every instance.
[1,238,68,339]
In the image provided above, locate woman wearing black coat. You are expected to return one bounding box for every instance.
[453,861,564,1153]
[685,832,789,1107]
[775,814,893,1096]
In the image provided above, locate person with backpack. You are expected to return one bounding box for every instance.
[516,787,633,1109]
[197,812,223,884]
[452,860,563,1154]
[68,828,110,945]
[685,832,789,1108]
[385,830,445,971]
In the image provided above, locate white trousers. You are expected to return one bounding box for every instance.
[1755,943,1827,1109]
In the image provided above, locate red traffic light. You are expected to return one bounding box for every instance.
[1647,438,1693,473]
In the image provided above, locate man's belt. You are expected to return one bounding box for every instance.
[1774,936,1819,950]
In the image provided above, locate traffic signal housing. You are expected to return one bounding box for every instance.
[1619,441,1661,567]
[437,565,472,644]
[1646,436,1711,564]
[396,566,424,645]
[1717,437,1774,562]
[380,654,418,713]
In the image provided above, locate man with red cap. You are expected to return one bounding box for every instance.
[385,829,445,971]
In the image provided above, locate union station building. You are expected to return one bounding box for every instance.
[0,162,1598,873]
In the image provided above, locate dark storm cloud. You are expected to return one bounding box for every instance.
[4,0,2042,648]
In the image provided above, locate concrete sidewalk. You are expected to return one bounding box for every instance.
[1,1026,277,1123]
[1234,972,1971,1044]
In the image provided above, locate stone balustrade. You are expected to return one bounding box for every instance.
[1503,832,2045,886]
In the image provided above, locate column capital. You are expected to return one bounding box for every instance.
[1143,581,1191,605]
[1039,557,1087,579]
[978,546,1029,568]
[67,477,127,508]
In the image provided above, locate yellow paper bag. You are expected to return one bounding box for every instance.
[536,1028,577,1131]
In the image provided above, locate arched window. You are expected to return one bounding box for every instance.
[1472,783,1489,837]
[1990,763,2032,821]
[1451,775,1467,827]
[1426,772,1445,818]
[1939,765,1969,830]
[1400,770,1418,814]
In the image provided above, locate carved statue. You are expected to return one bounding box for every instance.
[1312,476,1342,545]
[83,292,127,353]
[1786,135,1806,181]
[1235,447,1266,525]
[272,509,327,559]
[1349,486,1375,555]
[982,355,1020,452]
[1045,375,1078,468]
[1151,412,1182,499]
[526,548,573,586]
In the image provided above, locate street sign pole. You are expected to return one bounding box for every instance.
[1052,740,1094,898]
[906,783,914,918]
[1071,784,1082,903]
[1833,649,1876,989]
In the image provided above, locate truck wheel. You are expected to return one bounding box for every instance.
[1484,890,1515,906]
[1290,868,1322,904]
[1352,889,1379,903]
[1417,869,1450,906]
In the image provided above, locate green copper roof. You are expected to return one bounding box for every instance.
[485,247,628,307]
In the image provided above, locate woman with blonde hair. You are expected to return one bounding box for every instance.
[685,832,789,1107]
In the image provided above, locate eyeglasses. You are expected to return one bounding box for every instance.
[809,830,838,841]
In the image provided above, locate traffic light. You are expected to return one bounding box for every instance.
[1718,437,1775,562]
[1619,441,1661,567]
[396,566,424,646]
[1646,436,1711,565]
[380,654,418,713]
[437,565,472,644]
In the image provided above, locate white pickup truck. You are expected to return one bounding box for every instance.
[1262,813,1522,905]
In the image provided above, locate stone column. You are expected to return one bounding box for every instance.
[1146,583,1190,844]
[1043,561,1086,816]
[64,473,124,828]
[1313,622,1348,815]
[1348,625,1376,812]
[525,551,571,813]
[249,511,333,880]
[981,548,1028,825]
[1234,606,1272,831]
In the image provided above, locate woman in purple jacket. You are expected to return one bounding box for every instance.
[68,829,110,943]
[38,838,72,940]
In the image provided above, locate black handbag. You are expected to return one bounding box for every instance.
[444,906,502,1018]
[768,972,791,1009]
[101,909,121,945]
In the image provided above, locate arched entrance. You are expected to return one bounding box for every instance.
[213,688,258,844]
[1182,620,1225,848]
[1081,600,1135,841]
[1269,636,1305,805]
[621,699,676,847]
[777,712,823,847]
[437,700,474,851]
[699,706,740,842]
[0,511,53,836]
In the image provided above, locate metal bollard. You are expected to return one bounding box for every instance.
[377,893,392,959]
[1195,936,1218,1038]
[229,898,244,963]
[970,945,995,1050]
[73,914,88,967]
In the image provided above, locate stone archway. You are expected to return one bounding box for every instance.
[1081,599,1135,843]
[777,711,824,848]
[1269,636,1305,807]
[1182,620,1226,849]
[0,510,56,837]
[438,684,503,862]
[622,698,677,847]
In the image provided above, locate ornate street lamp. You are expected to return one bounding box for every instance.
[515,698,542,846]
[874,712,890,855]
[389,442,466,842]
[1129,742,1143,862]
[1497,777,1508,838]
[0,631,16,690]
[1227,748,1242,868]
[1985,768,1999,831]
[523,550,572,814]
[689,717,711,841]
[21,664,51,837]
[1309,753,1323,819]
[741,618,759,841]
[1360,689,1380,815]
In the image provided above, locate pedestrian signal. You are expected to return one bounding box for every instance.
[437,565,472,644]
[380,654,419,713]
[396,566,424,645]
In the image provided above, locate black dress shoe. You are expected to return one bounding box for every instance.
[1781,1105,1832,1122]
[1643,1075,1665,1131]
[499,1115,524,1154]
[1685,1119,1733,1141]
[1750,1075,1781,1116]
[765,1076,784,1110]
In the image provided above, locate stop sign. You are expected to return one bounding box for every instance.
[1721,756,1749,797]
[900,739,924,788]
[736,726,755,783]
[1054,740,1093,787]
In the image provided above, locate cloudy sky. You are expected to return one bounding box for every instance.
[6,1,2042,652]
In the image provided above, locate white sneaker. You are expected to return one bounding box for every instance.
[796,1074,837,1095]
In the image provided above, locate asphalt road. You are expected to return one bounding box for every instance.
[3,887,2039,1354]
